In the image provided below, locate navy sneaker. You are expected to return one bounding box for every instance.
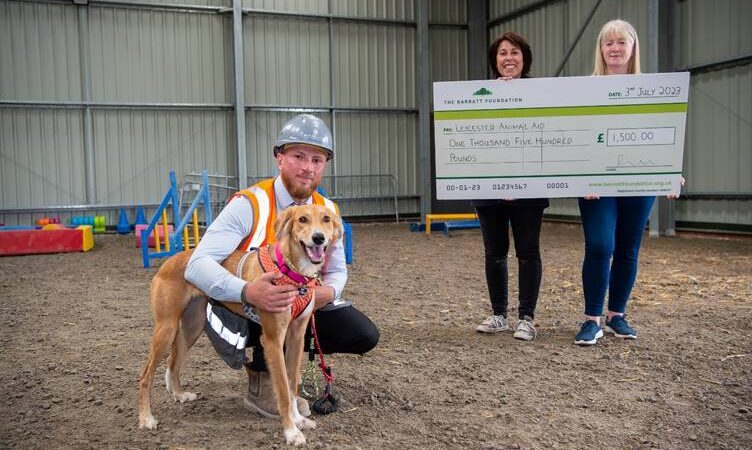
[605,315,637,339]
[574,320,603,346]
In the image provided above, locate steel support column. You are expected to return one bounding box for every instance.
[467,0,488,80]
[328,0,338,192]
[232,0,248,189]
[658,0,677,236]
[77,3,96,204]
[647,0,660,237]
[416,0,431,219]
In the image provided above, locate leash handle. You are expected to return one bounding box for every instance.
[312,383,338,414]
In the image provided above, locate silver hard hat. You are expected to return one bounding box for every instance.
[273,114,334,161]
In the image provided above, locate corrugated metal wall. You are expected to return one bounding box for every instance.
[2,0,460,226]
[1,0,234,227]
[243,0,423,217]
[1,108,86,207]
[3,0,748,230]
[488,0,751,229]
[246,15,330,106]
[675,0,751,227]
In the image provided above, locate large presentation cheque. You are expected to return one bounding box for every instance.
[433,72,689,200]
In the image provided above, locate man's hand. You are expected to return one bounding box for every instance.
[242,272,297,313]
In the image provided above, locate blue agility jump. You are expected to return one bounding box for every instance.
[141,170,213,268]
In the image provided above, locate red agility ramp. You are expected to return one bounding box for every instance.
[0,226,94,256]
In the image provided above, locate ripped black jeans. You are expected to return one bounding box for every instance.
[476,204,545,320]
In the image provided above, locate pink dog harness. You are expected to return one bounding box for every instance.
[257,244,319,319]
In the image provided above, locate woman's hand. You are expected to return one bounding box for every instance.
[667,176,686,199]
[584,194,600,200]
[497,76,514,81]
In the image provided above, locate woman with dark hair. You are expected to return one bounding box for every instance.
[487,32,533,80]
[474,32,548,341]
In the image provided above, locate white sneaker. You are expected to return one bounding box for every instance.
[513,316,536,341]
[475,314,509,333]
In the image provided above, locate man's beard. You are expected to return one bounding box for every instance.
[280,171,318,201]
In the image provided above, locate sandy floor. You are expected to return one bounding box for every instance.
[1,221,750,449]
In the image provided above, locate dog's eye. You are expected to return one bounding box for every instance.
[298,216,308,223]
[323,216,331,223]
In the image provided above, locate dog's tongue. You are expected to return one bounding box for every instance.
[306,245,325,263]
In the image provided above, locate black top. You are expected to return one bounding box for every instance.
[471,74,549,209]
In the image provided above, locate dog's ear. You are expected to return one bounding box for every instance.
[274,206,296,241]
[330,211,344,242]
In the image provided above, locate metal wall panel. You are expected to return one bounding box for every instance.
[675,0,752,67]
[332,22,415,108]
[0,108,86,208]
[87,6,231,103]
[0,1,81,101]
[675,0,751,227]
[430,29,468,82]
[246,15,330,106]
[331,0,414,20]
[243,110,414,217]
[684,70,751,195]
[489,0,537,20]
[680,68,751,226]
[91,110,233,204]
[429,0,467,23]
[125,0,230,5]
[489,0,651,78]
[678,200,752,229]
[334,113,417,196]
[243,0,327,14]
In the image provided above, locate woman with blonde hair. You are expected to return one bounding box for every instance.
[592,19,641,76]
[575,19,671,345]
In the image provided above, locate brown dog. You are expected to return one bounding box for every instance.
[138,204,343,446]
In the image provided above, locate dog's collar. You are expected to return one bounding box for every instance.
[274,242,312,285]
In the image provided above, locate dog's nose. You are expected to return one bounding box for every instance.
[312,232,325,246]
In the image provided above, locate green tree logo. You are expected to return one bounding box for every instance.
[473,88,493,96]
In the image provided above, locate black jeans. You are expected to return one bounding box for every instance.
[476,204,545,320]
[247,304,379,372]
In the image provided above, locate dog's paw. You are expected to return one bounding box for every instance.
[174,391,197,403]
[296,417,316,430]
[284,428,306,446]
[139,415,158,430]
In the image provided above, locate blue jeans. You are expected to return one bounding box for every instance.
[578,196,655,317]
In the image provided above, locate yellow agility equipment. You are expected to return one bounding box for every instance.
[425,213,478,236]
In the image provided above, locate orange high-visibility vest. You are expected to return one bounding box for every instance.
[232,178,339,251]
